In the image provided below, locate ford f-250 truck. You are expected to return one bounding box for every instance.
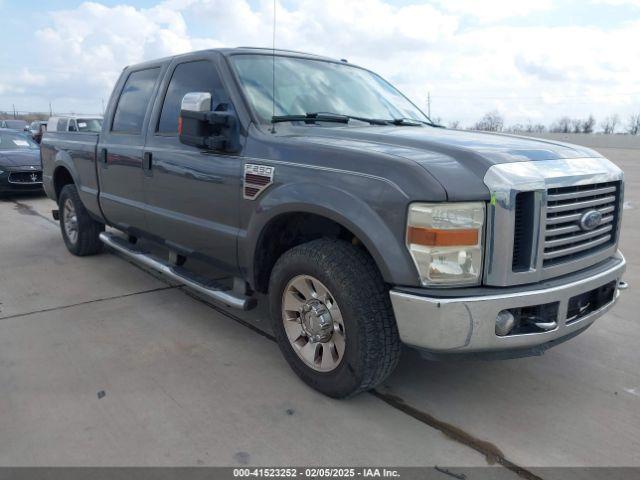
[41,48,627,398]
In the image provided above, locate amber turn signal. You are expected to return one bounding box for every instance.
[407,226,478,247]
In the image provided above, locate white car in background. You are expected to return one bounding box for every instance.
[48,116,103,133]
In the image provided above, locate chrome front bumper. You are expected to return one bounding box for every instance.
[389,252,626,354]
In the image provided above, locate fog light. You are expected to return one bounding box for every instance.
[495,310,516,336]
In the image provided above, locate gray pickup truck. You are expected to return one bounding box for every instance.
[41,48,626,397]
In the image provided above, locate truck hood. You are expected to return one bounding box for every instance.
[280,126,602,201]
[0,149,41,169]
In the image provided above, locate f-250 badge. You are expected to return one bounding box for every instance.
[243,164,275,200]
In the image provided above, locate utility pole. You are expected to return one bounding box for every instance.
[427,92,431,118]
[49,101,53,116]
[12,104,16,118]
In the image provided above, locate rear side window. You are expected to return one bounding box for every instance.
[56,118,69,132]
[112,68,160,134]
[157,60,225,135]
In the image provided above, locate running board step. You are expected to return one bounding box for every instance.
[99,232,256,311]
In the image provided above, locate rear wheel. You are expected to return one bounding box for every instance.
[269,239,401,398]
[58,184,104,256]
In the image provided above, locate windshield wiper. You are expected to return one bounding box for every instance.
[272,113,348,124]
[389,117,444,128]
[271,112,389,126]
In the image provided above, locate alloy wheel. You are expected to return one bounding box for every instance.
[281,275,346,372]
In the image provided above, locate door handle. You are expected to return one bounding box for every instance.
[99,148,108,165]
[143,151,152,171]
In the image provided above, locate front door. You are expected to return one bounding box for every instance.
[97,66,162,233]
[141,57,242,273]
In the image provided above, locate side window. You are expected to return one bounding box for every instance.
[112,67,161,134]
[157,60,226,135]
[57,119,69,132]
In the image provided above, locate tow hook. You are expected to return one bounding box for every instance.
[618,280,629,290]
[52,209,60,221]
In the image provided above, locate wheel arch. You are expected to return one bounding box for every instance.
[243,184,418,293]
[53,165,76,201]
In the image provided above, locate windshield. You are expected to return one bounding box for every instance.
[3,120,27,129]
[0,131,38,150]
[230,55,428,124]
[76,118,103,133]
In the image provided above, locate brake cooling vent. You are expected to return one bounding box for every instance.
[243,164,275,200]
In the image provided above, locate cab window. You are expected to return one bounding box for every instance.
[157,60,226,135]
[57,118,69,132]
[112,68,161,134]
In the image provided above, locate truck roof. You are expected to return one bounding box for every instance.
[122,47,346,71]
[49,115,102,120]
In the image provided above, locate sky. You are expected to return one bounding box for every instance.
[0,0,639,130]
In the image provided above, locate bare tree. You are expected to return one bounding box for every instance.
[601,114,620,134]
[448,120,461,129]
[474,111,504,132]
[550,116,572,133]
[627,114,640,135]
[571,118,583,133]
[582,115,596,134]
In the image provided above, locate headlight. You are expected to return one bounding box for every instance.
[406,202,485,286]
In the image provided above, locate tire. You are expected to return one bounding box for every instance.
[58,184,104,256]
[269,239,401,398]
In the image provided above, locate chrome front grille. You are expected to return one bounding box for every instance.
[483,157,624,287]
[543,182,620,267]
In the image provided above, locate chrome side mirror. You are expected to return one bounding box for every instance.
[179,92,240,153]
[181,92,212,113]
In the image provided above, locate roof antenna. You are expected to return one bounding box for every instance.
[269,0,277,134]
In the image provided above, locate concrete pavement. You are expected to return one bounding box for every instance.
[0,195,493,470]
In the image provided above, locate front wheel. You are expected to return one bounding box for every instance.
[269,239,401,398]
[58,184,104,256]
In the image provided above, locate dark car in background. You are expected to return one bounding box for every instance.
[29,121,48,143]
[0,119,28,131]
[0,129,43,197]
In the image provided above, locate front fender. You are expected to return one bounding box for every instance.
[240,182,420,287]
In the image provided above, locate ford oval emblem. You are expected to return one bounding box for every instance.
[579,210,603,231]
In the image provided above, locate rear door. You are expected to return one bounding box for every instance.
[142,54,242,273]
[97,65,163,232]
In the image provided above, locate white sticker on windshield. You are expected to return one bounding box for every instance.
[13,140,30,146]
[78,122,87,127]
